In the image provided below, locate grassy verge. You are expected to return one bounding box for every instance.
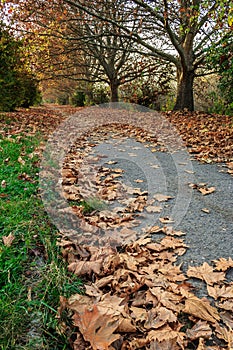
[0,128,82,349]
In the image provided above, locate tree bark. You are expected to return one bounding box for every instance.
[173,66,195,111]
[110,80,119,102]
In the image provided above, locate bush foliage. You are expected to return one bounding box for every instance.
[0,23,41,111]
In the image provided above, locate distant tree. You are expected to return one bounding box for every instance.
[2,0,170,103]
[3,0,231,110]
[61,0,231,111]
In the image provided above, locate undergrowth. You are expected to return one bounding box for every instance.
[0,133,82,349]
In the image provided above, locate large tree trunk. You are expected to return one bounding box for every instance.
[110,80,119,102]
[174,66,194,111]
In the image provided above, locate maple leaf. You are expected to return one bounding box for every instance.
[144,306,177,329]
[68,260,102,276]
[147,325,186,346]
[73,305,120,350]
[213,257,233,272]
[187,262,225,285]
[183,295,220,323]
[186,320,212,340]
[215,324,233,348]
[207,284,233,300]
[130,306,148,322]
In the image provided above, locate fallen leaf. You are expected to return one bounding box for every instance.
[159,217,174,224]
[183,295,220,323]
[215,324,233,348]
[68,260,102,276]
[207,284,233,300]
[186,320,212,340]
[107,160,117,165]
[213,257,233,271]
[146,205,162,213]
[73,305,120,349]
[154,194,173,202]
[18,156,25,165]
[144,306,177,329]
[201,208,210,213]
[199,186,216,195]
[2,233,15,247]
[187,262,225,285]
[1,180,6,188]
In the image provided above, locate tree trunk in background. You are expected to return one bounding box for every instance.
[174,66,195,111]
[110,80,119,102]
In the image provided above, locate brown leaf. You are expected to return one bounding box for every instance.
[187,262,225,285]
[201,208,210,213]
[154,194,173,202]
[213,257,233,272]
[18,156,25,165]
[130,306,148,322]
[215,324,233,348]
[207,284,233,300]
[147,325,186,345]
[183,295,220,323]
[218,300,233,311]
[134,179,144,183]
[2,233,15,247]
[68,260,102,276]
[159,217,174,224]
[145,307,177,330]
[199,186,216,195]
[220,311,233,329]
[73,305,120,350]
[117,317,137,333]
[186,320,212,340]
[150,338,180,350]
[146,205,162,213]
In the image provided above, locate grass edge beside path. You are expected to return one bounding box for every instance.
[0,109,82,350]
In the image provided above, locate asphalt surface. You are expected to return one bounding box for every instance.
[91,137,233,295]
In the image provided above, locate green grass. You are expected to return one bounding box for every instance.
[0,134,82,349]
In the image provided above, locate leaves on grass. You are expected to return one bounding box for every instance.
[2,233,15,247]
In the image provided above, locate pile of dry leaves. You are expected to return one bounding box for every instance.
[1,105,232,349]
[58,117,233,349]
[163,111,232,164]
[58,229,233,350]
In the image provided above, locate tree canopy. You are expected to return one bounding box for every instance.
[1,0,232,110]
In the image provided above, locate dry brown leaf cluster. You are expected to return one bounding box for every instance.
[0,106,68,139]
[58,112,233,349]
[163,111,233,163]
[1,105,232,349]
[58,229,233,350]
[62,123,168,232]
